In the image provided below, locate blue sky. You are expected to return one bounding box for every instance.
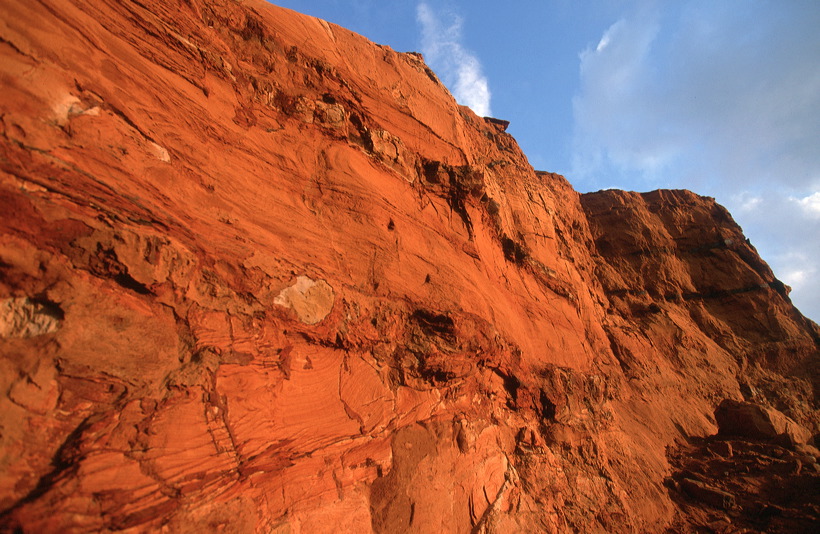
[271,1,820,321]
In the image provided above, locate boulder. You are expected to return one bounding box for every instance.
[714,399,811,444]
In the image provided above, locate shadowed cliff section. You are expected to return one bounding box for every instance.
[0,1,817,532]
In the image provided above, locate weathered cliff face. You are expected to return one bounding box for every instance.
[0,1,817,532]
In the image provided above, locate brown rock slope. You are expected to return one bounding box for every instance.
[0,1,817,532]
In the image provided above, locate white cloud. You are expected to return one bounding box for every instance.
[416,2,492,117]
[572,2,820,192]
[767,246,819,318]
[732,192,763,214]
[595,33,611,53]
[782,268,808,288]
[572,12,664,184]
[571,1,820,320]
[793,192,820,218]
[727,194,820,320]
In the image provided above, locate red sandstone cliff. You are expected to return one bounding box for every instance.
[0,1,817,532]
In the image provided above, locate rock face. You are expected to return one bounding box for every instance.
[0,1,817,532]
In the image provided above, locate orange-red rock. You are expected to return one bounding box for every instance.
[0,1,817,532]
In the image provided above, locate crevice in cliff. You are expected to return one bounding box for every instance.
[87,244,154,295]
[0,35,37,62]
[0,415,91,519]
[603,327,633,377]
[348,111,375,153]
[410,309,455,343]
[470,463,516,533]
[500,235,527,264]
[486,366,521,409]
[418,158,479,236]
[204,382,244,470]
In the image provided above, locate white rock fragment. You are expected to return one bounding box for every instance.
[150,142,171,162]
[52,94,81,126]
[274,276,334,325]
[52,94,100,125]
[0,297,62,338]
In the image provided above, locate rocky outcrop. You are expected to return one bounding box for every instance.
[0,1,817,532]
[715,399,812,445]
[667,415,820,533]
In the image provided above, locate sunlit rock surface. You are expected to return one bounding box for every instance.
[0,1,817,532]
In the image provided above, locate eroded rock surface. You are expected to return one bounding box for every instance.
[0,1,817,532]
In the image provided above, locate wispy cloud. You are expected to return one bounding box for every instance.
[570,2,820,320]
[794,192,820,218]
[416,2,491,117]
